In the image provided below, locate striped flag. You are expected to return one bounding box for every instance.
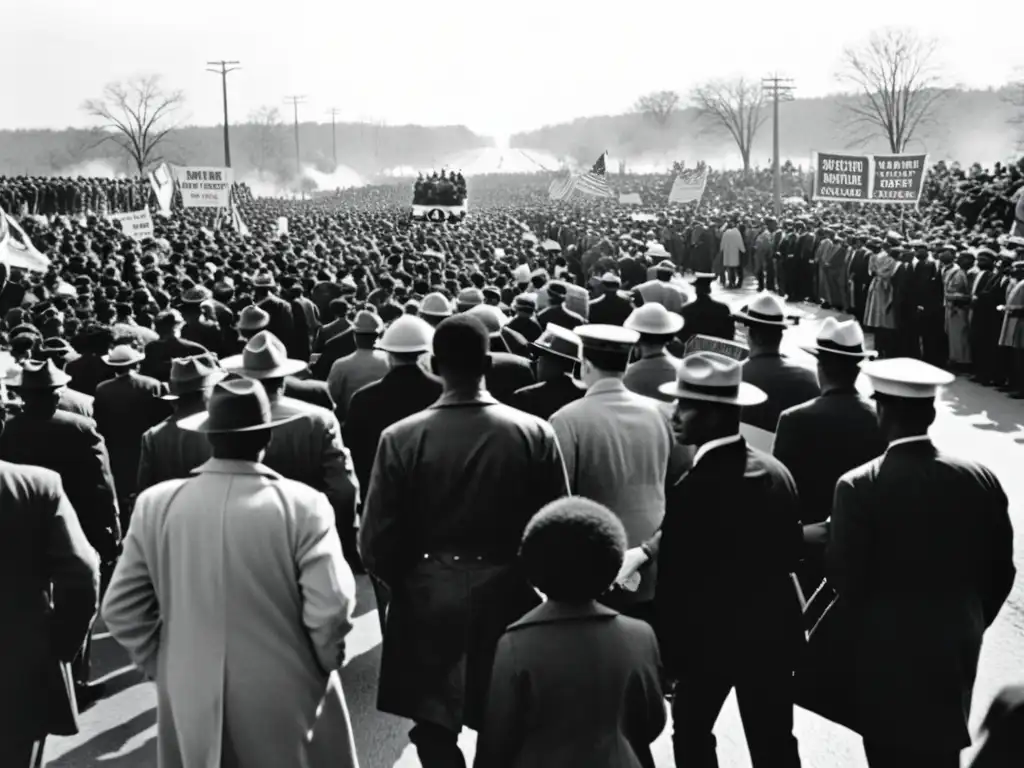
[668,166,709,204]
[0,206,49,272]
[548,174,577,201]
[574,153,614,199]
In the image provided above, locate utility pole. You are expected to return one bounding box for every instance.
[326,108,340,167]
[761,74,795,217]
[206,61,241,167]
[284,95,306,197]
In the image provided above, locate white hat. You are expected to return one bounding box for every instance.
[732,292,796,327]
[576,324,640,353]
[376,315,435,354]
[513,264,531,284]
[801,317,877,358]
[624,303,684,335]
[466,304,508,335]
[645,243,670,258]
[859,357,955,399]
[659,351,767,406]
[102,344,145,367]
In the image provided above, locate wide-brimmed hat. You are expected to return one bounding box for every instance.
[624,304,684,336]
[645,244,670,259]
[858,357,955,399]
[221,330,307,379]
[376,315,434,354]
[38,337,79,363]
[801,317,877,359]
[599,272,622,286]
[181,286,212,305]
[654,259,676,273]
[3,358,72,390]
[102,344,145,367]
[162,354,227,400]
[689,272,716,284]
[531,323,583,363]
[658,351,767,406]
[732,292,796,327]
[252,272,276,288]
[177,378,303,434]
[352,310,385,335]
[235,305,270,332]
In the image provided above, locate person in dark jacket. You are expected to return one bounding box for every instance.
[506,294,544,343]
[588,273,634,327]
[655,352,804,768]
[772,318,885,597]
[253,272,300,358]
[141,310,209,382]
[674,273,734,349]
[536,281,584,331]
[969,686,1024,768]
[475,497,665,768]
[510,324,586,420]
[735,293,820,434]
[38,337,94,417]
[826,358,1015,768]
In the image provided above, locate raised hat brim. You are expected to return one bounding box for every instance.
[657,379,767,407]
[176,409,304,434]
[731,309,795,327]
[375,341,431,354]
[626,315,684,335]
[529,341,581,362]
[800,342,879,359]
[102,352,145,366]
[221,355,308,380]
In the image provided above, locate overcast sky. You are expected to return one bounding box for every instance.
[3,0,1018,139]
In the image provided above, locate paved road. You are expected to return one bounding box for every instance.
[45,287,1024,767]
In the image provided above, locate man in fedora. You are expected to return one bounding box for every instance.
[95,345,170,530]
[0,359,120,710]
[772,318,886,597]
[223,330,360,565]
[734,292,820,433]
[623,303,684,402]
[137,355,226,492]
[510,323,587,419]
[38,337,94,418]
[588,272,634,327]
[327,309,389,423]
[549,324,675,624]
[141,309,210,383]
[655,352,804,768]
[360,314,568,768]
[506,293,543,342]
[676,273,734,350]
[826,358,1015,768]
[254,271,300,359]
[179,285,224,358]
[103,378,359,768]
[536,281,584,331]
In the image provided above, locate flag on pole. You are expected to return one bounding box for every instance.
[548,174,577,201]
[575,153,614,198]
[229,198,250,237]
[0,207,49,272]
[668,166,709,204]
[148,162,175,216]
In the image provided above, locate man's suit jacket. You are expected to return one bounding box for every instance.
[588,292,634,327]
[65,353,114,397]
[475,601,665,768]
[284,376,334,410]
[0,410,121,560]
[94,372,170,503]
[826,439,1015,751]
[258,293,299,357]
[58,387,95,419]
[137,403,213,492]
[509,376,587,421]
[310,329,356,382]
[0,462,99,742]
[506,314,543,343]
[741,352,821,433]
[141,335,209,382]
[342,364,442,494]
[677,295,735,345]
[486,352,535,406]
[536,304,584,331]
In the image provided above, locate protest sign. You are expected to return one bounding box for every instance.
[174,166,234,208]
[108,209,154,241]
[630,212,658,223]
[276,216,289,236]
[684,334,749,361]
[812,151,929,204]
[618,192,642,205]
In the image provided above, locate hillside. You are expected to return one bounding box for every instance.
[0,122,489,179]
[512,87,1022,171]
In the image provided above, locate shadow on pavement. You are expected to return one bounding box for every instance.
[941,382,1024,436]
[48,709,156,768]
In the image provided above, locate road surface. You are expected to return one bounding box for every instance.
[44,286,1024,767]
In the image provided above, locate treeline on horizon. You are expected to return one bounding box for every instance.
[0,87,1019,178]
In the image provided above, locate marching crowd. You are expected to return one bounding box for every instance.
[413,170,468,207]
[0,159,1022,768]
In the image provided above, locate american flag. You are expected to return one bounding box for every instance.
[574,153,614,198]
[668,165,709,204]
[548,174,577,201]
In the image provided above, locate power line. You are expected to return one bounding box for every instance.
[762,74,796,217]
[206,61,241,167]
[326,108,341,167]
[284,96,307,195]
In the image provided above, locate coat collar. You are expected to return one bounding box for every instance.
[191,458,282,479]
[508,599,619,630]
[584,377,627,398]
[432,388,499,408]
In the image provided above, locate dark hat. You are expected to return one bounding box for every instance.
[163,354,227,400]
[3,359,72,390]
[531,323,583,362]
[547,281,568,299]
[176,378,302,433]
[38,337,79,363]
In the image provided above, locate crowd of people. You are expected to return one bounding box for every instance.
[413,170,468,207]
[1,154,1022,768]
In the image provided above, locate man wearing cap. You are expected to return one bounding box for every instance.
[506,293,543,343]
[549,324,675,624]
[970,248,1004,385]
[510,324,587,419]
[94,345,170,529]
[180,285,224,358]
[327,310,390,423]
[360,315,569,768]
[38,337,94,418]
[772,318,886,596]
[588,272,634,326]
[141,310,210,383]
[735,293,821,435]
[137,355,226,491]
[675,272,734,349]
[0,359,121,709]
[623,303,684,402]
[825,358,1015,768]
[655,351,804,768]
[634,260,687,314]
[103,379,358,768]
[536,281,584,332]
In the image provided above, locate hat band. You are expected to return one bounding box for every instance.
[746,308,784,323]
[681,381,740,398]
[817,338,864,354]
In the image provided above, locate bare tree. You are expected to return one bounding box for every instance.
[82,75,184,176]
[634,90,680,128]
[837,28,947,153]
[243,106,287,175]
[690,78,767,174]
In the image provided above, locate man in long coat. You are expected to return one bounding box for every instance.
[103,379,358,768]
[827,358,1015,768]
[360,315,568,768]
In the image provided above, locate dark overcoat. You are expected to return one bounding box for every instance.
[740,352,821,433]
[509,376,587,420]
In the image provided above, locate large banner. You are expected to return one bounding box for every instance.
[108,209,154,241]
[812,151,928,205]
[173,166,234,208]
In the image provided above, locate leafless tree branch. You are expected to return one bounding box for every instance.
[634,90,681,129]
[689,78,767,173]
